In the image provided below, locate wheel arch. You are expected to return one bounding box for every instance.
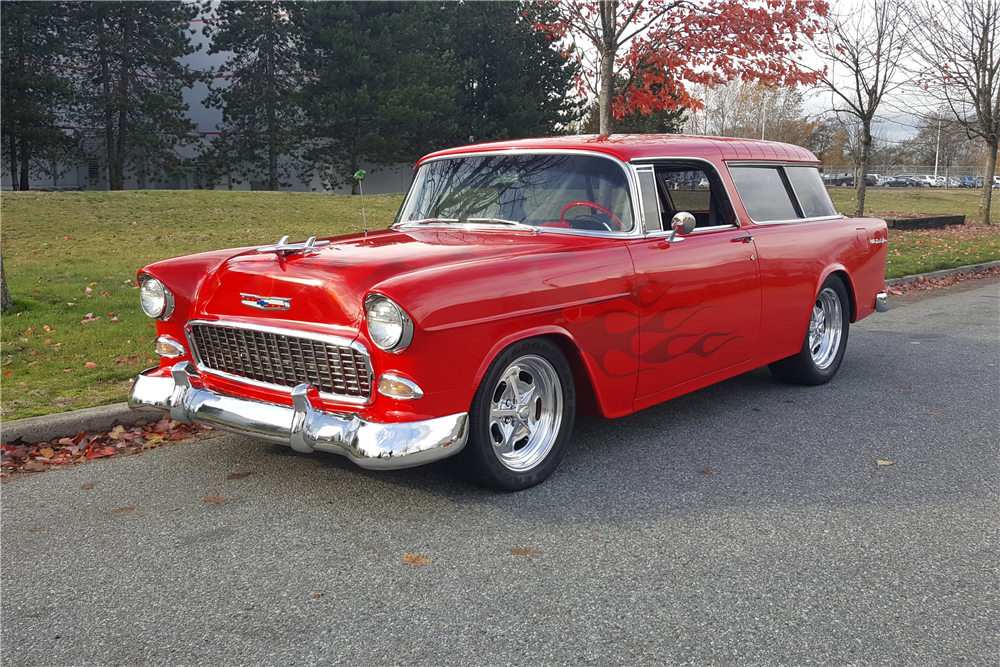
[471,329,602,418]
[820,267,857,322]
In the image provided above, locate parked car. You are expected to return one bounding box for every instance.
[129,135,890,490]
[886,176,918,187]
[822,172,855,187]
[956,176,977,188]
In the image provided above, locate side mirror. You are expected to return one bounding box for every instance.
[667,212,696,242]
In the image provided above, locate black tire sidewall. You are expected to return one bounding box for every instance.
[797,275,851,384]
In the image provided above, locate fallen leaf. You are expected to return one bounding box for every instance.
[85,362,99,369]
[204,495,227,504]
[403,553,432,566]
[876,460,893,468]
[108,425,126,440]
[39,448,55,459]
[701,468,713,474]
[81,483,94,490]
[312,593,324,598]
[144,433,165,444]
[227,472,252,480]
[510,549,541,556]
[112,507,135,514]
[22,461,45,472]
[85,446,115,459]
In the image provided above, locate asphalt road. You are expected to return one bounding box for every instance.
[2,281,998,667]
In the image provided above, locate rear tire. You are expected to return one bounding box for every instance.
[769,275,850,386]
[456,338,575,491]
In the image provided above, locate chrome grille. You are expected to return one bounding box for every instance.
[189,323,371,399]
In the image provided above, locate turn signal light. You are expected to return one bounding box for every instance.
[377,373,423,400]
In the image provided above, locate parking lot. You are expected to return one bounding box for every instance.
[2,280,998,666]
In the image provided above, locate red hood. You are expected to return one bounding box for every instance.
[143,228,565,337]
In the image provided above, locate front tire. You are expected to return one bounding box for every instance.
[769,275,850,386]
[456,338,575,491]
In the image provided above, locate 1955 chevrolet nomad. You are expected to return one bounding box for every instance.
[129,134,889,490]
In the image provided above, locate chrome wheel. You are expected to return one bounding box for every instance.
[487,354,563,472]
[808,287,843,370]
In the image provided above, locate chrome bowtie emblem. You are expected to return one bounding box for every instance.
[241,293,292,310]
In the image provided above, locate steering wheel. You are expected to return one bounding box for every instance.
[559,201,626,231]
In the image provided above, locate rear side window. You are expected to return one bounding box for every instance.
[729,167,798,222]
[729,165,839,222]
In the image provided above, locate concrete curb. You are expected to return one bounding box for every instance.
[884,259,1000,286]
[1,403,163,445]
[4,260,999,446]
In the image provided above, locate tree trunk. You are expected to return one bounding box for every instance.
[597,0,618,136]
[855,121,872,218]
[9,134,20,191]
[981,140,997,225]
[98,16,116,190]
[266,27,279,190]
[1,253,13,312]
[19,137,30,191]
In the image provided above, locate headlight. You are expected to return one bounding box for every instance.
[365,294,413,352]
[139,274,174,319]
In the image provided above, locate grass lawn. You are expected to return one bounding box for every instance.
[827,186,996,224]
[1,187,997,421]
[1,190,403,421]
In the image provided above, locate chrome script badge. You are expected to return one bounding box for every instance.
[241,293,292,311]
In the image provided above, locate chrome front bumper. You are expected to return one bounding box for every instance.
[128,362,468,470]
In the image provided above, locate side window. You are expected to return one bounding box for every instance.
[652,166,735,230]
[730,165,840,222]
[785,166,839,218]
[729,167,799,222]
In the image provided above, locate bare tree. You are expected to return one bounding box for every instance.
[817,0,910,217]
[913,0,1000,224]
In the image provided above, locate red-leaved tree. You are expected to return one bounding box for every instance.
[539,0,829,135]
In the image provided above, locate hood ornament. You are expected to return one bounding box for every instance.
[241,293,292,310]
[257,235,330,257]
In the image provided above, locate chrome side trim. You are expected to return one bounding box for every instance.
[184,319,373,405]
[129,362,468,470]
[875,292,890,312]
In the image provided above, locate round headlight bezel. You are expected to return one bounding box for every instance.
[365,294,413,352]
[139,274,175,320]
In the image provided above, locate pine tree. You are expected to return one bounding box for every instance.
[1,1,76,190]
[66,1,200,190]
[452,1,581,142]
[202,1,306,190]
[294,2,459,192]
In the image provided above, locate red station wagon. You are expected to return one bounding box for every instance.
[129,135,890,490]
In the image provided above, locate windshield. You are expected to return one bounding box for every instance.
[396,154,635,232]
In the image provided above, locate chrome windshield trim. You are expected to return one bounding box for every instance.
[184,319,373,405]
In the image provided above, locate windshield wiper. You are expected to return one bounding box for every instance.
[464,217,526,227]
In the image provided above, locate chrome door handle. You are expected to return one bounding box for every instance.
[731,234,754,243]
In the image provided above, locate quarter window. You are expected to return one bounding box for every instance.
[785,167,839,218]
